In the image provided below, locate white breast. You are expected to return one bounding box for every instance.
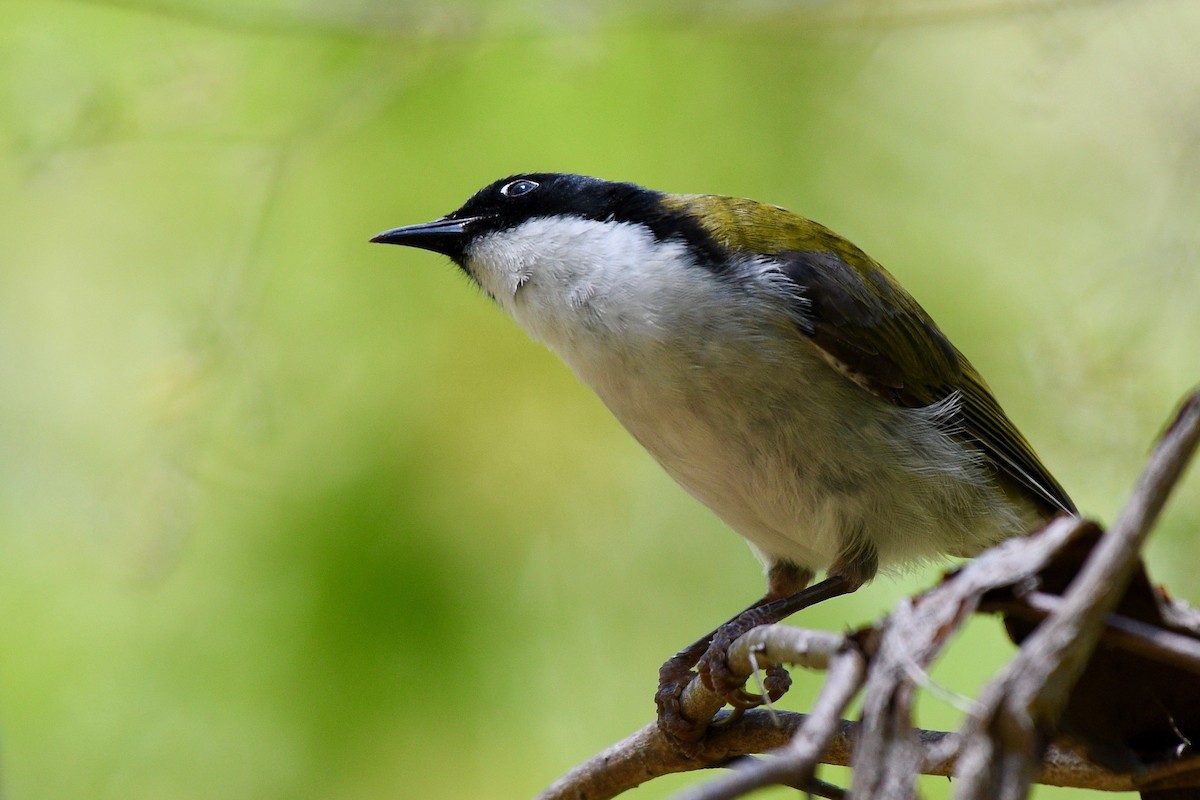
[464,217,1030,577]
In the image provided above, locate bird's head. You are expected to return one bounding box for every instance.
[369,173,735,304]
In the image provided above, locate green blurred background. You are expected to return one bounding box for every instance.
[2,1,1198,797]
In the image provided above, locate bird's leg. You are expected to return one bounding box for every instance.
[655,598,776,745]
[655,562,814,745]
[656,548,875,746]
[696,572,861,702]
[702,545,875,704]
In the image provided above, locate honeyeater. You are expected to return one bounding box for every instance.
[371,173,1075,740]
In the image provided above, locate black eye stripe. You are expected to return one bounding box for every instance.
[500,179,539,197]
[447,174,722,269]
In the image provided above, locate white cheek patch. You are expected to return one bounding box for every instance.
[463,216,695,347]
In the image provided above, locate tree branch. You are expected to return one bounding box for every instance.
[536,388,1200,800]
[672,642,868,800]
[953,389,1200,800]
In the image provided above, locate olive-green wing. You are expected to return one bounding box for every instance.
[665,193,1075,516]
[777,244,1076,517]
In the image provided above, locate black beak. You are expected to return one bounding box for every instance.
[369,216,484,259]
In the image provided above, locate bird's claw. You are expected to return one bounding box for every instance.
[655,630,795,749]
[655,660,707,750]
[699,637,792,712]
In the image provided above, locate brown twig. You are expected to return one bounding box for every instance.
[672,644,868,800]
[535,627,847,800]
[534,701,1199,800]
[536,389,1200,800]
[952,389,1200,800]
[852,513,1095,799]
[980,591,1200,677]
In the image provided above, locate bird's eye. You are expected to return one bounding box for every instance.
[500,179,539,198]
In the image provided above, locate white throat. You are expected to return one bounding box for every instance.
[464,216,699,354]
[460,215,1022,576]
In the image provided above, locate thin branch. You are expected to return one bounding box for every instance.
[853,513,1095,798]
[536,699,1196,800]
[981,591,1200,677]
[952,389,1200,800]
[534,627,847,800]
[671,646,868,800]
[537,389,1200,800]
[535,612,1200,799]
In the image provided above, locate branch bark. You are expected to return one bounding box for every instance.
[536,388,1200,800]
[954,389,1200,800]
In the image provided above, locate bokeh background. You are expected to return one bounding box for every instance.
[2,1,1199,798]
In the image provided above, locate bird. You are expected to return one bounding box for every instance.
[370,172,1076,742]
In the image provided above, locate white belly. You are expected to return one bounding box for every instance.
[573,331,1025,574]
[466,218,1032,577]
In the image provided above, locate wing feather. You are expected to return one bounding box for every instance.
[776,246,1076,517]
[662,194,1075,516]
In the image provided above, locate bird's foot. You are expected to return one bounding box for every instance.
[655,658,707,751]
[698,620,792,715]
[654,615,795,750]
[653,575,859,748]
